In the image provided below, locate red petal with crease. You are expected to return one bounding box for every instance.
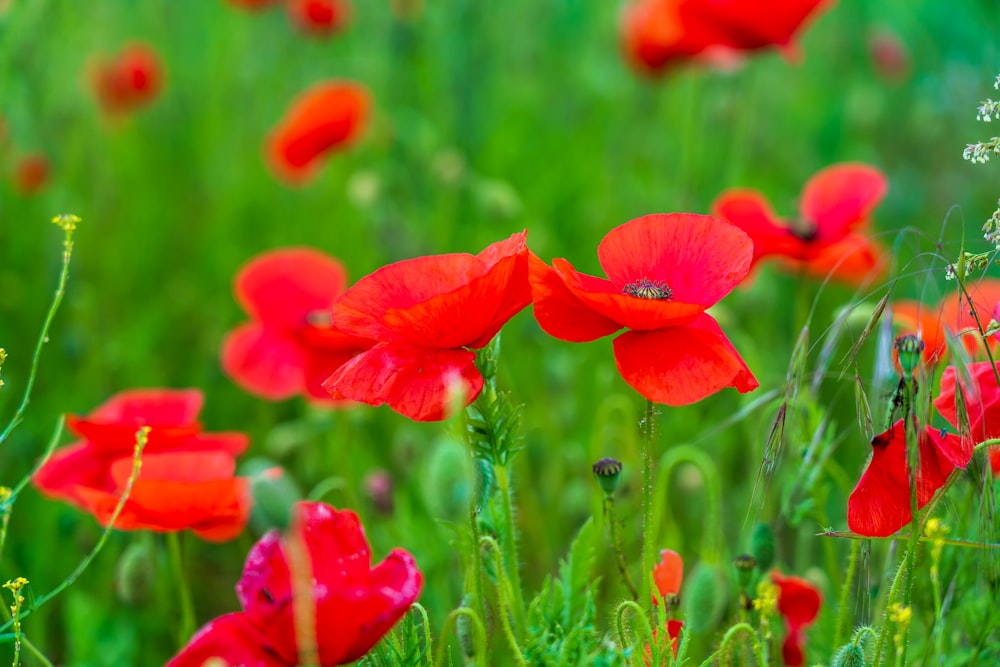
[166,613,283,667]
[612,313,758,405]
[528,253,622,342]
[221,323,306,400]
[323,343,483,421]
[597,213,753,307]
[711,189,806,263]
[235,247,347,328]
[799,163,888,242]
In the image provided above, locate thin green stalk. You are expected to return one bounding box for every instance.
[433,607,486,667]
[494,463,526,638]
[479,536,526,667]
[408,603,433,667]
[605,495,638,600]
[166,532,196,646]
[871,547,909,667]
[466,473,489,663]
[833,539,862,649]
[641,399,656,591]
[698,622,766,667]
[651,445,723,563]
[614,600,654,651]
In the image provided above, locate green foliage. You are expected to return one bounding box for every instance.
[360,605,432,667]
[465,388,525,467]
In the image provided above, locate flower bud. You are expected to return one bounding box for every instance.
[750,523,776,572]
[682,563,727,634]
[115,539,156,606]
[733,553,757,589]
[894,334,924,376]
[592,457,623,496]
[832,643,868,667]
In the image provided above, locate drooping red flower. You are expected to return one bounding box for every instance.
[288,0,350,37]
[847,418,971,537]
[324,232,531,421]
[711,163,887,286]
[621,0,833,75]
[33,389,250,541]
[771,572,821,667]
[891,279,1000,366]
[13,153,49,194]
[267,81,370,185]
[221,248,375,404]
[90,43,163,115]
[652,548,683,605]
[530,213,758,405]
[167,501,423,667]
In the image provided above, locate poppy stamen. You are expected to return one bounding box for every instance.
[622,278,672,300]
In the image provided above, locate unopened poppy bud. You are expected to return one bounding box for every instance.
[832,643,868,667]
[682,563,727,634]
[894,334,924,376]
[248,465,299,531]
[364,469,394,516]
[750,523,776,572]
[733,553,757,589]
[115,539,156,605]
[592,457,623,496]
[456,595,477,659]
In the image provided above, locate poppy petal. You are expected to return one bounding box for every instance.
[86,388,203,426]
[166,613,283,667]
[528,253,622,342]
[935,361,1000,447]
[235,247,348,328]
[221,323,306,400]
[652,548,683,601]
[796,232,887,286]
[597,213,753,307]
[323,343,483,421]
[799,163,888,242]
[612,313,758,405]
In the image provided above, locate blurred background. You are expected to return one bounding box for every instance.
[1,0,999,664]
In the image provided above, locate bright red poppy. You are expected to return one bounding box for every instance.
[621,0,833,75]
[166,501,423,667]
[221,247,375,404]
[33,389,250,542]
[652,548,683,605]
[847,418,971,537]
[13,153,49,194]
[267,81,370,184]
[530,213,758,405]
[324,232,531,421]
[711,163,887,286]
[892,279,1000,366]
[771,572,821,667]
[288,0,350,36]
[90,43,163,115]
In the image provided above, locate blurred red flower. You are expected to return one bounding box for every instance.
[621,0,833,74]
[847,418,971,537]
[652,548,683,604]
[267,81,369,184]
[891,279,1000,366]
[33,389,250,542]
[868,27,910,83]
[530,213,758,405]
[936,361,1000,474]
[323,232,530,421]
[90,43,163,115]
[221,247,375,404]
[288,0,350,36]
[13,153,49,194]
[711,163,887,286]
[227,0,280,9]
[166,501,423,667]
[771,572,821,667]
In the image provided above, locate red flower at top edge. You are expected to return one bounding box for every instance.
[530,213,758,406]
[90,43,163,115]
[32,389,250,542]
[221,247,375,404]
[771,571,821,667]
[711,163,887,286]
[847,418,971,538]
[288,0,350,37]
[621,0,833,75]
[267,81,370,185]
[167,501,423,667]
[891,279,1000,366]
[324,232,531,422]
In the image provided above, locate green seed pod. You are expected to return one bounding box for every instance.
[733,553,757,589]
[456,596,477,659]
[682,562,727,634]
[592,457,623,496]
[831,643,868,667]
[750,523,776,572]
[115,539,156,606]
[244,461,300,531]
[894,334,925,377]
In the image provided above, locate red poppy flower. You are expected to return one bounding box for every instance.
[221,248,375,404]
[530,213,758,405]
[13,153,49,194]
[324,232,531,421]
[771,572,821,667]
[936,361,1000,451]
[90,43,163,115]
[847,418,971,537]
[267,81,370,185]
[166,501,423,667]
[711,163,887,286]
[868,27,910,83]
[621,0,832,75]
[652,548,683,605]
[644,619,684,664]
[288,0,350,37]
[892,279,1000,366]
[33,389,250,542]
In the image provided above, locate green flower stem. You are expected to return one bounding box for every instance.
[872,547,909,667]
[832,538,862,649]
[408,603,433,667]
[605,495,639,601]
[494,462,527,638]
[614,600,654,651]
[479,536,527,667]
[434,607,486,667]
[166,532,196,647]
[698,622,765,667]
[641,399,657,592]
[651,445,723,563]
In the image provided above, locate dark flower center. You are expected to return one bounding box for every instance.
[622,278,672,300]
[788,218,818,241]
[307,310,334,327]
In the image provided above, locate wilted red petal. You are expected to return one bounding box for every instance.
[235,247,348,328]
[613,314,758,405]
[711,189,805,264]
[288,0,350,36]
[267,81,369,184]
[652,549,683,601]
[222,323,306,400]
[796,232,887,286]
[324,343,483,421]
[166,613,283,667]
[528,253,623,342]
[597,213,752,308]
[771,572,821,628]
[799,163,888,243]
[13,154,49,194]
